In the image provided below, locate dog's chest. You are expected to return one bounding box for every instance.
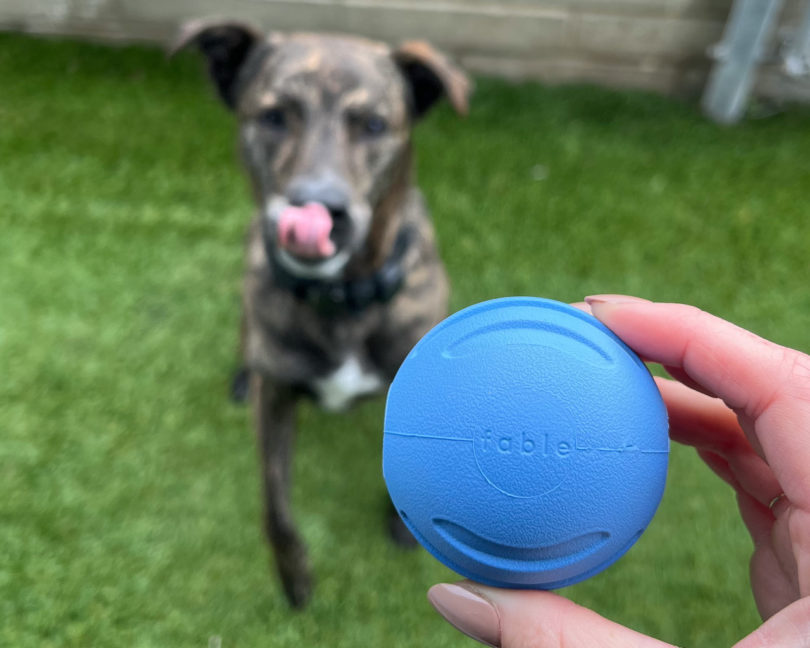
[312,354,383,412]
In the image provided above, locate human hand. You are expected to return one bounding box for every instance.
[426,295,810,647]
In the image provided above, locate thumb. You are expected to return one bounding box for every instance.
[428,581,677,648]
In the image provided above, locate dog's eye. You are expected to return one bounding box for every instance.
[362,115,388,137]
[259,108,287,131]
[349,112,388,138]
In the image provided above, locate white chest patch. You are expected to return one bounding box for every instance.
[312,355,383,412]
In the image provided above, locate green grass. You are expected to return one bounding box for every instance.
[2,32,809,647]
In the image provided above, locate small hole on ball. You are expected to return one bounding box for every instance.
[398,510,408,521]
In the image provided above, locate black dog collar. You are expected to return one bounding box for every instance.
[269,227,414,316]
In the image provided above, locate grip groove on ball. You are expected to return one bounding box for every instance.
[433,518,610,568]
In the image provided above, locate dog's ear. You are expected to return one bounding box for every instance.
[393,41,471,119]
[169,17,266,109]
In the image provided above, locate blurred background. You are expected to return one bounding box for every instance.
[1,1,809,646]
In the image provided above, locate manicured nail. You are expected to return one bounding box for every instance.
[428,583,501,647]
[584,294,651,306]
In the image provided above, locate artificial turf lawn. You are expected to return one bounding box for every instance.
[1,32,810,647]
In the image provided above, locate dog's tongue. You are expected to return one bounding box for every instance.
[277,203,336,259]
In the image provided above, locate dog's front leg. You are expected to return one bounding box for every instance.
[251,373,312,608]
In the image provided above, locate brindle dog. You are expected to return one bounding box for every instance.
[172,19,470,607]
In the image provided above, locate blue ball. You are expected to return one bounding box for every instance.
[383,297,669,589]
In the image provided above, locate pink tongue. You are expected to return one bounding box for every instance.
[277,203,336,259]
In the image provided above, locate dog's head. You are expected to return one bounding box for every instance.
[173,19,470,279]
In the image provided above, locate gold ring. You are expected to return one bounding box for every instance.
[769,492,787,511]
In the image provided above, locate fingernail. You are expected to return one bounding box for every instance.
[584,294,651,306]
[427,583,501,647]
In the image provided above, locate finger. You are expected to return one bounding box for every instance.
[736,488,798,617]
[748,543,800,622]
[655,376,742,451]
[587,298,810,510]
[770,507,800,595]
[737,489,773,547]
[734,598,810,647]
[791,508,810,597]
[573,298,657,362]
[428,582,676,648]
[697,448,740,489]
[657,378,782,506]
[736,492,803,615]
[585,298,785,416]
[662,364,716,398]
[569,301,592,314]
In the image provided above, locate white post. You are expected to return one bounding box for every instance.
[702,0,785,124]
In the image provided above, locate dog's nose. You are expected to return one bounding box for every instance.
[287,175,351,220]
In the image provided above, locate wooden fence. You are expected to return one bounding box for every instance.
[1,0,808,99]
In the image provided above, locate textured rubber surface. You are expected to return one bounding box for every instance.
[383,297,669,589]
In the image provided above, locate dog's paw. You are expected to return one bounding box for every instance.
[230,367,250,403]
[274,539,313,609]
[279,562,313,609]
[388,510,419,549]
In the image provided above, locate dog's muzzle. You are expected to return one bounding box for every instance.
[264,195,359,280]
[277,202,336,259]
